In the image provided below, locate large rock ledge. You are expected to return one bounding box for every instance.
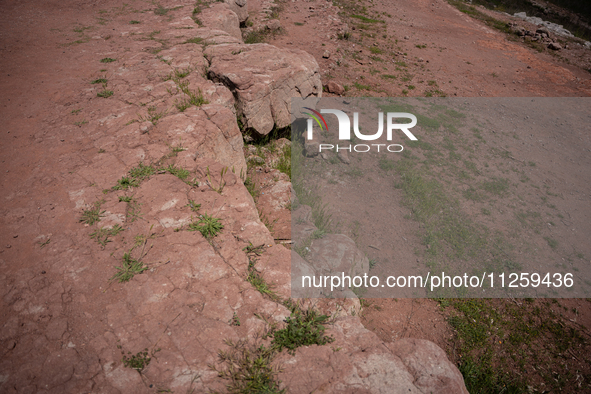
[199,2,322,137]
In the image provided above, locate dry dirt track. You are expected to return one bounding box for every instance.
[263,0,591,97]
[1,0,591,392]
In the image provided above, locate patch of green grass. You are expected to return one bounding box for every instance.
[90,225,124,247]
[74,119,88,127]
[97,89,114,98]
[188,213,224,239]
[274,144,291,180]
[138,106,167,125]
[121,348,153,372]
[378,157,395,171]
[113,162,156,190]
[246,258,281,301]
[544,237,558,250]
[294,22,304,26]
[80,201,105,225]
[182,37,203,44]
[110,252,149,283]
[482,177,509,196]
[245,177,259,200]
[176,80,208,107]
[381,74,397,80]
[154,3,181,16]
[369,46,383,54]
[91,78,108,84]
[337,31,351,40]
[100,57,116,63]
[210,339,284,394]
[243,28,278,44]
[165,164,190,180]
[187,200,201,213]
[353,81,371,90]
[130,20,141,24]
[442,297,590,393]
[271,307,334,354]
[351,14,383,23]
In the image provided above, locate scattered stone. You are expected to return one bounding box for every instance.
[404,35,410,40]
[337,149,350,164]
[266,19,281,31]
[548,42,562,50]
[326,81,345,95]
[322,50,330,59]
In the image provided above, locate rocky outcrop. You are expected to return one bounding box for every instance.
[206,43,322,136]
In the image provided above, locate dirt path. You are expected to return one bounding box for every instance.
[259,0,591,97]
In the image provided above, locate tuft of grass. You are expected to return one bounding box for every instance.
[210,339,284,394]
[188,213,223,239]
[90,225,124,247]
[351,14,384,23]
[544,237,558,250]
[369,46,383,54]
[246,258,281,301]
[91,78,108,84]
[182,37,203,45]
[271,307,334,354]
[100,57,116,63]
[121,348,153,372]
[113,162,156,190]
[80,201,105,225]
[110,252,149,283]
[129,20,141,24]
[138,106,167,125]
[482,177,509,196]
[274,144,291,180]
[165,164,190,180]
[97,89,114,98]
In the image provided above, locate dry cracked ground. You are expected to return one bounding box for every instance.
[1,0,591,393]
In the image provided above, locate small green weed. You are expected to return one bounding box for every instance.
[210,339,284,394]
[165,164,190,180]
[188,213,224,239]
[90,225,124,247]
[100,57,116,63]
[121,348,159,372]
[91,78,108,84]
[97,89,114,98]
[271,306,334,354]
[187,200,201,212]
[80,201,105,225]
[182,37,203,44]
[229,312,241,326]
[110,252,149,283]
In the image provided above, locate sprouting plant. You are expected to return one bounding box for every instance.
[207,166,228,194]
[80,201,105,225]
[110,252,149,283]
[90,224,124,247]
[188,213,223,239]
